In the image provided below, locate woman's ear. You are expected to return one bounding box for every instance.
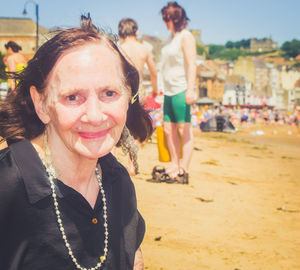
[30,86,50,124]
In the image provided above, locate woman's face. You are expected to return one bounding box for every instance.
[163,19,174,33]
[6,47,13,55]
[38,42,129,160]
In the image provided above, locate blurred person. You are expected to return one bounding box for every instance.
[0,15,153,270]
[240,109,249,129]
[4,41,27,91]
[293,109,300,134]
[0,56,9,99]
[118,17,158,175]
[159,1,196,183]
[118,18,157,99]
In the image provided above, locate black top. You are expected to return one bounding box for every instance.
[0,140,145,270]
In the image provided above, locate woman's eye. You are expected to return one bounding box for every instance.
[67,94,78,101]
[64,94,84,105]
[106,90,116,97]
[100,89,120,101]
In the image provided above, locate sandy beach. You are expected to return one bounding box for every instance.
[116,123,300,270]
[1,123,299,269]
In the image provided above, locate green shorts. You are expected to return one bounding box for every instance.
[163,90,191,123]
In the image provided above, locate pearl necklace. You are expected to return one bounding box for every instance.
[42,134,109,270]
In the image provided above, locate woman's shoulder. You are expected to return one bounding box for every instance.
[100,153,136,188]
[99,153,133,185]
[180,29,194,39]
[99,153,127,172]
[0,146,9,160]
[0,145,22,191]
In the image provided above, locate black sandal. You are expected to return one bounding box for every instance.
[151,166,166,181]
[170,168,189,184]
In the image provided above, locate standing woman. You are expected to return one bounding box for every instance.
[160,1,196,183]
[4,41,27,91]
[0,16,152,270]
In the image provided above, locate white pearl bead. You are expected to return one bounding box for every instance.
[43,154,108,270]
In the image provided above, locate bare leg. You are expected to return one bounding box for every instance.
[164,122,180,175]
[177,122,193,172]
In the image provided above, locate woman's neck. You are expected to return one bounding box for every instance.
[31,134,100,207]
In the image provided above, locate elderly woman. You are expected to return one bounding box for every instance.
[0,16,152,270]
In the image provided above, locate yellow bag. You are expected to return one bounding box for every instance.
[156,126,182,162]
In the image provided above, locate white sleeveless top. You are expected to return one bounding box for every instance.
[161,29,192,96]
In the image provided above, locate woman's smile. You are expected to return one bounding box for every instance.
[41,43,129,160]
[78,129,110,139]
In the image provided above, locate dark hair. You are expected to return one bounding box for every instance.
[118,18,138,39]
[5,41,22,52]
[161,1,189,32]
[0,15,153,144]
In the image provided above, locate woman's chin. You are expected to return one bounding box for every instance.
[74,139,115,160]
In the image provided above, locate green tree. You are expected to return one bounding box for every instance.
[207,44,225,58]
[225,41,234,48]
[281,39,300,58]
[0,52,5,72]
[225,39,250,49]
[196,44,208,57]
[0,52,6,83]
[208,44,244,61]
[214,48,244,61]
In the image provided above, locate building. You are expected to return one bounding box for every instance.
[233,56,270,96]
[223,75,246,105]
[233,56,256,85]
[268,65,285,108]
[294,79,300,107]
[190,29,202,45]
[252,58,270,95]
[196,61,225,102]
[250,38,278,52]
[140,34,163,64]
[0,17,49,59]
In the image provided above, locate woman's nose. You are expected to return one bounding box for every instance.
[82,98,106,124]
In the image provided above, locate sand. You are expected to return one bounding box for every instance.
[1,123,299,269]
[116,123,300,270]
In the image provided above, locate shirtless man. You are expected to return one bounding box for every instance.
[118,18,158,176]
[118,18,157,99]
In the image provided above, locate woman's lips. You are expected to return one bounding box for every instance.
[78,129,110,139]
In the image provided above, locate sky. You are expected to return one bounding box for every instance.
[1,0,299,46]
